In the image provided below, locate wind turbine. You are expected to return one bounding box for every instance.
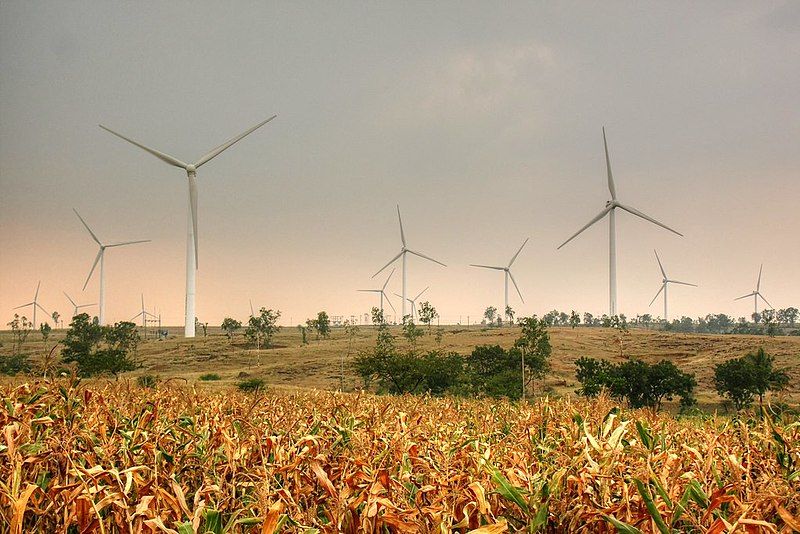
[99,115,277,337]
[373,205,446,321]
[394,286,429,321]
[131,294,157,329]
[648,250,697,322]
[557,127,683,316]
[14,281,48,328]
[470,238,528,322]
[358,268,397,318]
[74,209,150,325]
[735,264,773,317]
[63,291,95,318]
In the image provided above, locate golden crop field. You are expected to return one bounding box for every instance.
[1,378,799,533]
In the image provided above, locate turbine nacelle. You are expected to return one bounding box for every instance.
[185,164,197,174]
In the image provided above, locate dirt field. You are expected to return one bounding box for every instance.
[5,325,798,406]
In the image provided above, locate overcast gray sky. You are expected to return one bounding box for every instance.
[1,1,798,326]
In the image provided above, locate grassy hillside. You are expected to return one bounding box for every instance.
[5,325,798,406]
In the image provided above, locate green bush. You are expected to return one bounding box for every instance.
[199,373,222,381]
[237,378,266,392]
[136,374,160,388]
[714,348,789,411]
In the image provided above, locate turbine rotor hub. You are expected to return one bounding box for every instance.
[186,164,196,174]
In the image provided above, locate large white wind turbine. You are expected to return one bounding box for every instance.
[75,209,150,325]
[557,127,683,316]
[394,286,429,321]
[648,250,697,322]
[63,291,95,319]
[99,115,276,337]
[131,294,157,329]
[14,281,48,328]
[372,206,445,321]
[470,238,528,322]
[735,264,773,317]
[358,268,397,318]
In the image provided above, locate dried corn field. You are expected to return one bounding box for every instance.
[1,379,799,533]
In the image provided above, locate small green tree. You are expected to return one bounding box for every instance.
[298,324,308,344]
[484,306,497,325]
[569,310,580,329]
[417,301,438,332]
[221,317,242,343]
[715,348,789,410]
[246,308,281,349]
[40,322,52,343]
[505,306,515,324]
[61,314,140,377]
[371,307,385,326]
[514,316,552,396]
[401,317,424,348]
[51,311,60,329]
[7,314,32,356]
[316,311,331,339]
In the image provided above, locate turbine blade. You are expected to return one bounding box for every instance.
[396,205,406,247]
[757,264,762,291]
[63,291,77,307]
[83,250,103,290]
[249,299,254,316]
[654,249,666,278]
[602,127,617,200]
[508,270,524,304]
[414,286,429,300]
[384,292,397,313]
[35,302,49,315]
[649,283,665,307]
[131,312,144,321]
[189,174,199,268]
[99,125,189,169]
[13,302,34,310]
[195,115,277,168]
[668,280,697,287]
[757,292,773,309]
[406,249,446,267]
[557,206,612,249]
[372,250,403,278]
[734,292,754,301]
[106,239,151,248]
[34,280,41,301]
[616,203,683,237]
[508,237,529,267]
[357,289,382,293]
[73,209,102,246]
[469,264,504,271]
[382,268,395,291]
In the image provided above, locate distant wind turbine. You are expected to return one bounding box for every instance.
[358,268,397,317]
[557,127,683,316]
[74,208,150,325]
[470,238,528,322]
[63,291,95,319]
[14,281,48,328]
[131,294,157,329]
[648,250,697,322]
[394,286,429,321]
[735,264,773,316]
[100,115,276,337]
[373,205,445,321]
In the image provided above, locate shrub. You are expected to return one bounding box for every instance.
[61,314,139,377]
[714,348,789,410]
[136,374,160,388]
[237,378,266,393]
[199,373,221,381]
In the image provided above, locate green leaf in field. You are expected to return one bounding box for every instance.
[177,522,194,534]
[601,514,644,534]
[491,467,529,514]
[635,420,653,450]
[633,478,670,534]
[203,508,223,534]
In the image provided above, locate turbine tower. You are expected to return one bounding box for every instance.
[394,286,429,321]
[74,209,150,325]
[735,264,773,317]
[14,281,48,328]
[100,115,276,337]
[358,268,397,318]
[648,250,697,322]
[63,291,95,318]
[470,238,528,322]
[373,205,445,321]
[557,127,683,316]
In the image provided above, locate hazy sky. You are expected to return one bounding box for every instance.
[1,1,798,327]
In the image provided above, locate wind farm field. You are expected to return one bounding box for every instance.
[4,326,799,407]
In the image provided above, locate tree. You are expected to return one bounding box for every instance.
[417,301,438,332]
[221,317,242,343]
[484,306,497,325]
[583,312,594,327]
[514,316,552,397]
[505,306,515,324]
[246,308,281,349]
[40,322,52,343]
[7,314,32,356]
[465,345,523,399]
[715,348,789,410]
[51,311,60,329]
[575,357,696,411]
[316,311,331,339]
[401,318,424,348]
[371,307,385,326]
[569,310,580,329]
[781,307,798,326]
[61,313,139,377]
